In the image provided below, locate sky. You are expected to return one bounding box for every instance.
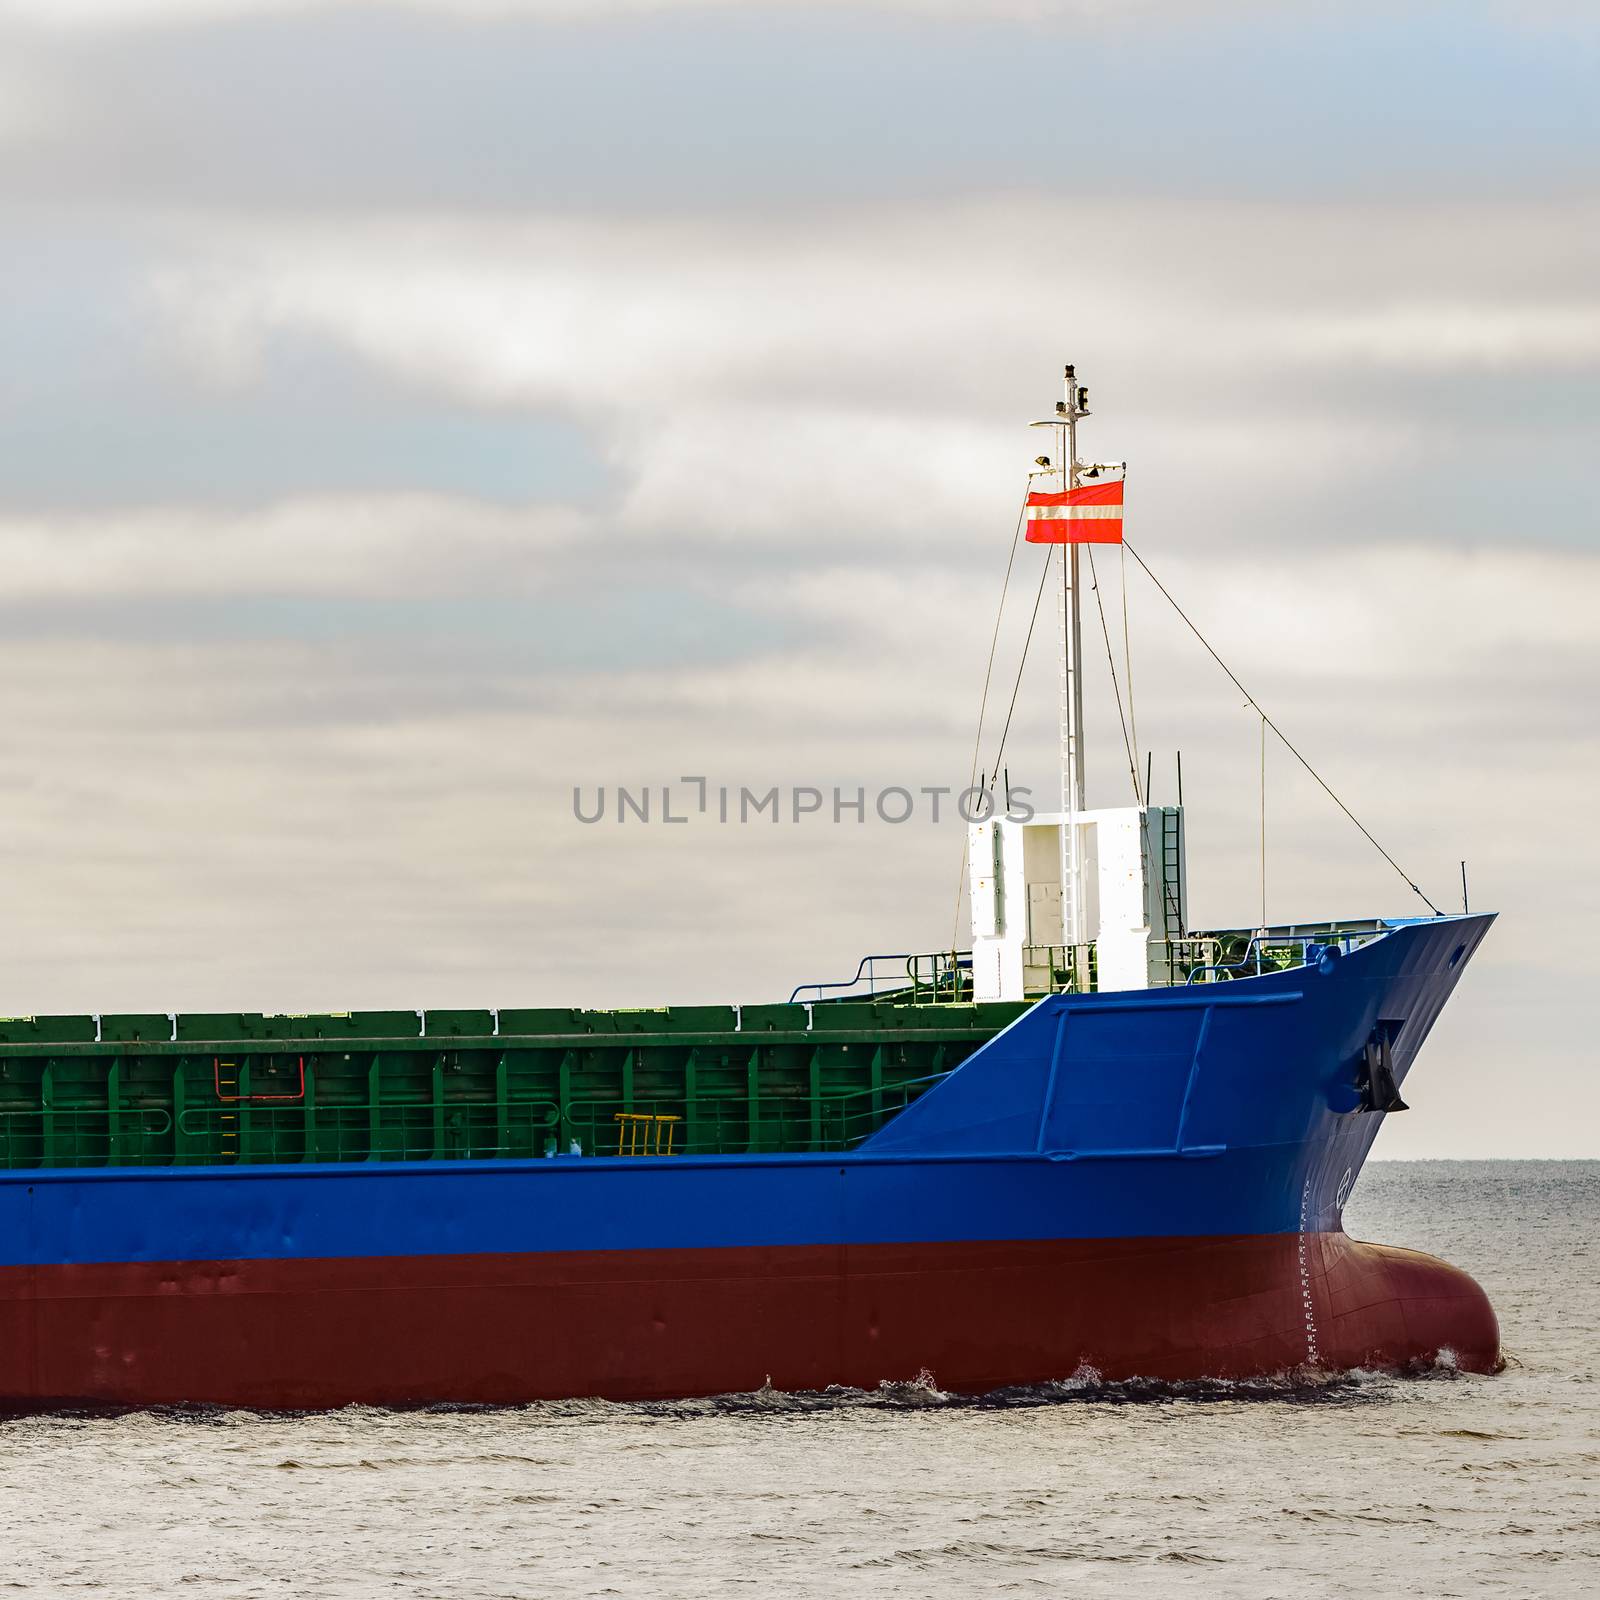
[0,0,1594,1156]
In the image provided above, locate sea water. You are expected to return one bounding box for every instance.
[2,1160,1595,1598]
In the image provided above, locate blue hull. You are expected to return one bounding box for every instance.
[0,914,1498,1405]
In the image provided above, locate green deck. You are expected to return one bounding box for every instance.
[0,1000,1030,1171]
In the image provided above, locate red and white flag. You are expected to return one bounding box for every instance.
[1025,478,1124,544]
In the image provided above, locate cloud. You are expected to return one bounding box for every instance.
[0,53,68,146]
[1285,303,1600,372]
[0,494,581,599]
[155,201,1600,403]
[7,0,1592,31]
[143,198,1600,552]
[3,4,1591,219]
[4,0,1592,50]
[0,1,1392,30]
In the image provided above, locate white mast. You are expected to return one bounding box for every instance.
[1057,366,1089,971]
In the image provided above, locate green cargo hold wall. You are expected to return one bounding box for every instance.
[0,1001,1029,1171]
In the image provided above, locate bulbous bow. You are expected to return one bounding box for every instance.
[1312,1232,1502,1375]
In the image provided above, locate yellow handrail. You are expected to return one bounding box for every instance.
[613,1112,682,1157]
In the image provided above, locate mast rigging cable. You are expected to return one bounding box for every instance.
[1085,544,1141,805]
[957,483,1444,942]
[951,494,1030,948]
[1122,540,1443,917]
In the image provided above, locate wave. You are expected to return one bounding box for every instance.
[4,1347,1486,1427]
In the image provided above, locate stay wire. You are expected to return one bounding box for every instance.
[1119,538,1141,803]
[951,492,1032,950]
[965,494,1030,798]
[1259,712,1268,930]
[1085,544,1141,804]
[1123,540,1442,917]
[981,548,1055,807]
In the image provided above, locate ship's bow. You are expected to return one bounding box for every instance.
[1312,1233,1502,1373]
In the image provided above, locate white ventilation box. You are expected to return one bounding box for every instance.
[967,805,1186,1001]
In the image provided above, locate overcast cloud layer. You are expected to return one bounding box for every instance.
[0,1,1594,1156]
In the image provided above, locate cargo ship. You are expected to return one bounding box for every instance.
[0,369,1499,1409]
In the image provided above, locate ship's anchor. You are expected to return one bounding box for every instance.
[1357,1025,1409,1114]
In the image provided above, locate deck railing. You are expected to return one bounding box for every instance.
[790,951,971,1006]
[1022,944,1097,995]
[1182,926,1390,984]
[1147,938,1225,988]
[173,1096,562,1165]
[0,1106,173,1169]
[792,921,1398,1006]
[562,1071,952,1157]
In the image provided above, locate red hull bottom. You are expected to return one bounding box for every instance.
[0,1232,1500,1410]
